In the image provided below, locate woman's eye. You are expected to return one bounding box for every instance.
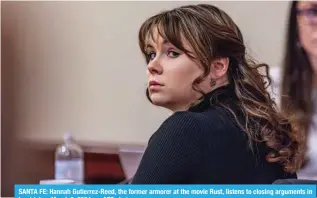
[167,51,180,58]
[310,8,317,16]
[147,52,156,61]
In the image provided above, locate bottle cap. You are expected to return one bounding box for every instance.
[63,132,75,143]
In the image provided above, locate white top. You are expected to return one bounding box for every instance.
[118,147,144,179]
[270,67,317,179]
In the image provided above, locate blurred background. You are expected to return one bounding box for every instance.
[2,1,291,196]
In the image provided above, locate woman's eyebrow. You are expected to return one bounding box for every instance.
[144,44,153,49]
[145,39,172,50]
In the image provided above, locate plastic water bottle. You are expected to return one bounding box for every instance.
[55,133,84,184]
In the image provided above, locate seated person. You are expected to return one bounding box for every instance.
[131,4,304,184]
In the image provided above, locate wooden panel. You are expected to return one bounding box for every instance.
[84,152,126,184]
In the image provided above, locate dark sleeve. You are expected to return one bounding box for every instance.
[131,112,205,184]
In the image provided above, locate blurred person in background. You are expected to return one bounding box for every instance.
[279,1,317,179]
[129,4,305,184]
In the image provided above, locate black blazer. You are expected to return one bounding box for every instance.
[131,85,297,184]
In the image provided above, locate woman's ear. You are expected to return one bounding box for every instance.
[199,57,230,92]
[209,57,229,79]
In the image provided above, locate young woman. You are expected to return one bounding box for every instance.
[279,1,317,179]
[131,4,304,184]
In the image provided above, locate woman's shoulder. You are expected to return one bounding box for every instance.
[148,111,210,144]
[161,110,228,131]
[157,111,209,133]
[152,108,244,143]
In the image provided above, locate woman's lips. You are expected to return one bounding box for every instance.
[149,80,162,86]
[149,80,163,90]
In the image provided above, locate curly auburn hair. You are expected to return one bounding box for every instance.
[138,4,305,173]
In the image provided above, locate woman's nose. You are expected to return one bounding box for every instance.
[147,59,163,75]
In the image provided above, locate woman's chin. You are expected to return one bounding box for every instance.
[149,94,169,107]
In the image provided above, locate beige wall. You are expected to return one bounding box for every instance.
[2,1,290,147]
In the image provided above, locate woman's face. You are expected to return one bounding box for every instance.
[297,1,317,61]
[145,34,204,112]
